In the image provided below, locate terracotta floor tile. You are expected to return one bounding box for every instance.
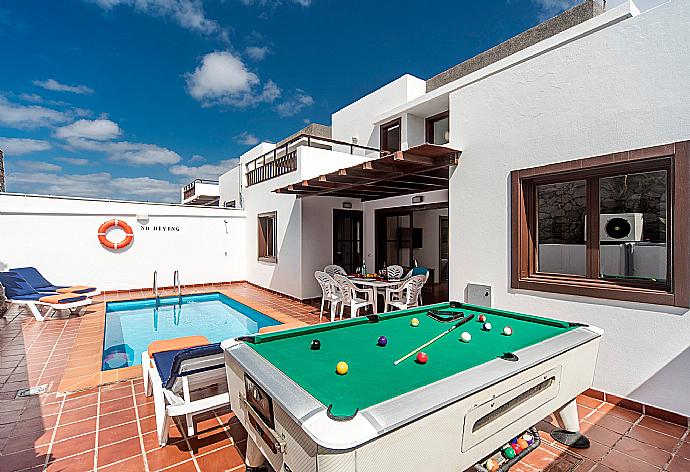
[145,441,193,471]
[668,456,690,472]
[45,449,95,472]
[99,407,137,429]
[160,459,199,472]
[578,395,604,410]
[627,425,682,452]
[586,410,635,435]
[2,445,50,472]
[613,437,672,467]
[59,404,98,425]
[1,428,55,454]
[97,436,142,468]
[597,403,643,422]
[99,395,134,415]
[50,432,96,461]
[580,423,622,447]
[97,453,146,471]
[62,392,99,411]
[98,420,140,446]
[185,425,233,456]
[678,441,690,460]
[638,416,688,438]
[194,444,245,472]
[601,449,661,472]
[53,416,97,442]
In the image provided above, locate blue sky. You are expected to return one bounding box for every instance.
[0,0,582,203]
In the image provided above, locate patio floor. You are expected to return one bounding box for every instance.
[0,282,688,472]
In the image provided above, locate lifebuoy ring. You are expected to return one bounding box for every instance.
[98,219,134,250]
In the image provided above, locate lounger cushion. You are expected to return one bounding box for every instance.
[411,267,429,276]
[0,272,39,298]
[147,336,210,358]
[258,321,308,333]
[152,343,223,389]
[10,267,54,290]
[56,286,96,294]
[38,293,88,304]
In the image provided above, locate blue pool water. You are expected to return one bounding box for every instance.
[102,293,279,370]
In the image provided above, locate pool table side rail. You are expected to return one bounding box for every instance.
[222,325,602,450]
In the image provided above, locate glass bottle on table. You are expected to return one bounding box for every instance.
[362,260,367,276]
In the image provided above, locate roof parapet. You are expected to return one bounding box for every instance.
[426,0,605,92]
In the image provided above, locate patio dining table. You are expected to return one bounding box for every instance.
[347,276,403,312]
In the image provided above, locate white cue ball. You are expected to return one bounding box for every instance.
[503,326,513,336]
[460,331,472,343]
[483,322,492,331]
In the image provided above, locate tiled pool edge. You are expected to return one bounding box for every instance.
[57,285,308,393]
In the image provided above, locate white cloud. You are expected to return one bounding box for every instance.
[55,119,122,141]
[235,131,259,146]
[84,0,227,39]
[169,158,239,180]
[275,90,314,117]
[7,170,179,202]
[14,161,62,172]
[245,45,270,61]
[0,137,52,155]
[189,154,206,164]
[64,137,182,165]
[56,157,90,165]
[0,96,70,128]
[185,51,281,107]
[33,79,94,95]
[531,0,579,20]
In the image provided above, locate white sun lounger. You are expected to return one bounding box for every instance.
[142,343,230,446]
[11,295,92,322]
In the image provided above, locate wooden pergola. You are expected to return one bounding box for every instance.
[273,144,460,201]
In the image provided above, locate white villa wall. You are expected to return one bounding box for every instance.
[331,75,426,149]
[219,166,242,208]
[448,0,690,416]
[412,208,448,284]
[0,194,246,291]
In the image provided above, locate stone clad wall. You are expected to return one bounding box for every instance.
[537,180,587,244]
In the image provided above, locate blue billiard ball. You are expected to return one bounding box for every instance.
[377,336,388,347]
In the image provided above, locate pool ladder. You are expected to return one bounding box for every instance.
[173,270,182,305]
[153,270,160,307]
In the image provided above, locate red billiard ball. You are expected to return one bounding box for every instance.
[478,314,486,323]
[511,443,522,454]
[416,352,428,364]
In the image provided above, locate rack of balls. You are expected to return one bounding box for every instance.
[472,428,540,472]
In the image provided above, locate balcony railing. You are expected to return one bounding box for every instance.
[183,179,219,200]
[245,134,381,187]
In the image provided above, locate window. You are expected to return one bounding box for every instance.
[511,141,689,307]
[380,118,401,153]
[426,111,449,145]
[258,212,277,262]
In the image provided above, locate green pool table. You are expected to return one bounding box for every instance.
[222,302,603,472]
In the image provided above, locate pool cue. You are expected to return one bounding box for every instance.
[393,314,474,366]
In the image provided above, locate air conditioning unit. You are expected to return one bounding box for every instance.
[600,213,643,242]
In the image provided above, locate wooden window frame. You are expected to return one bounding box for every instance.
[258,211,277,263]
[425,111,449,145]
[380,118,401,153]
[511,141,689,308]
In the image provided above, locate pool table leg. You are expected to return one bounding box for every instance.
[245,436,268,472]
[552,398,591,449]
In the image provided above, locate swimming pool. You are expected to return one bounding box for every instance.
[102,293,279,370]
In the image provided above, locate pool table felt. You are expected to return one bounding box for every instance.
[247,303,576,417]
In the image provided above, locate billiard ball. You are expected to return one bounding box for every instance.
[410,318,420,327]
[310,339,321,350]
[517,438,529,449]
[478,314,486,323]
[335,361,348,375]
[522,433,534,445]
[460,331,472,343]
[485,459,498,472]
[503,326,513,336]
[510,437,518,444]
[416,351,428,364]
[482,322,492,331]
[377,336,388,347]
[502,445,516,459]
[511,443,522,454]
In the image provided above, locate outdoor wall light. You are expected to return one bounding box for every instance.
[412,196,424,204]
[343,202,353,209]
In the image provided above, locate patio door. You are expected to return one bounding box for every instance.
[333,210,363,274]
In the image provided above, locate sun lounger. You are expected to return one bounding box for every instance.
[10,267,100,297]
[142,338,229,446]
[0,272,92,322]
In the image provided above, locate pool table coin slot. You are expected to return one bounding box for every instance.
[245,374,275,429]
[462,366,561,452]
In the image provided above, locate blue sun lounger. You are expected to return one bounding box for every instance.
[10,267,100,297]
[0,272,92,321]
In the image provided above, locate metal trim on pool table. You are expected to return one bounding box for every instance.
[222,326,602,450]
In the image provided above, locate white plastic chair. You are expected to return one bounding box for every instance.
[384,275,426,312]
[334,274,377,318]
[401,268,429,305]
[386,264,404,279]
[324,264,347,277]
[314,271,342,322]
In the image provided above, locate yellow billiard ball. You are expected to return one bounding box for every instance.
[336,361,349,375]
[410,318,420,327]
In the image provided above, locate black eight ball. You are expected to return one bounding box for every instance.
[310,339,321,350]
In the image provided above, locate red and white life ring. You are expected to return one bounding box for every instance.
[97,219,134,250]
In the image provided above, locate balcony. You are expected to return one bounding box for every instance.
[181,179,220,206]
[245,134,381,187]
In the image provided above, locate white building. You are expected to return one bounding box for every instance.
[2,0,689,420]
